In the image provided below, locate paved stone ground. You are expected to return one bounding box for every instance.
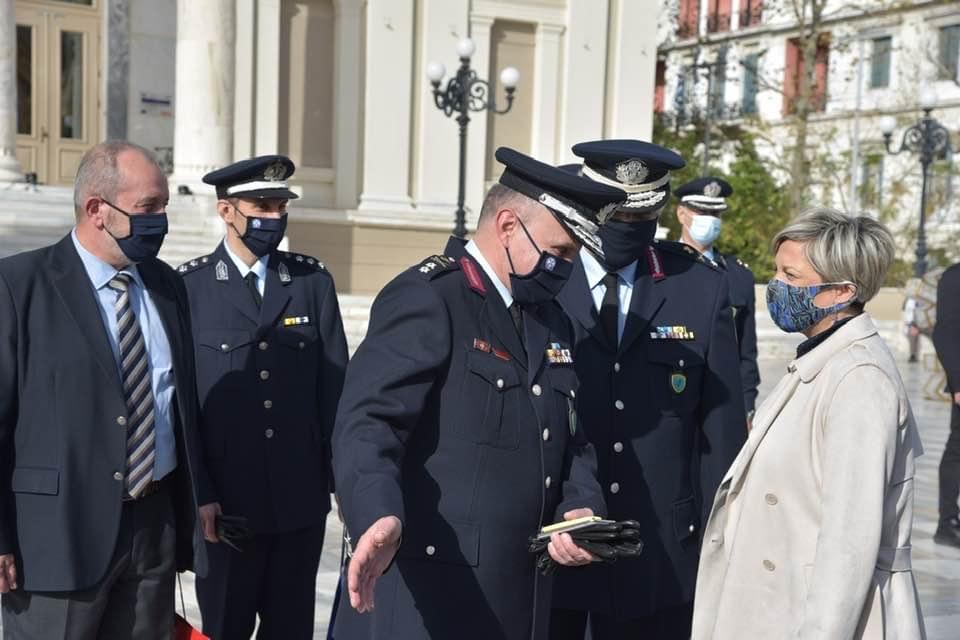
[5,353,959,637]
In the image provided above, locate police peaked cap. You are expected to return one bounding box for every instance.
[203,155,299,200]
[495,147,626,256]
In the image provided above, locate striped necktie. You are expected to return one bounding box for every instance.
[107,273,156,499]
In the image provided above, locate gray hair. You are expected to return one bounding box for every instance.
[772,207,895,304]
[479,183,532,224]
[73,140,161,220]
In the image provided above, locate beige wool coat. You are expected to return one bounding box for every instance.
[692,314,926,640]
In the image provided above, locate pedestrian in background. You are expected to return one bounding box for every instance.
[933,261,960,549]
[693,208,926,639]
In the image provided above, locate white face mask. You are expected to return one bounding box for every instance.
[688,213,722,246]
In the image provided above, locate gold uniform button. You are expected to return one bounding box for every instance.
[765,493,778,505]
[425,545,436,556]
[260,370,270,380]
[117,416,127,426]
[265,428,275,439]
[263,400,273,409]
[615,400,625,411]
[258,341,268,351]
[613,442,624,453]
[763,559,776,571]
[610,482,620,494]
[113,472,124,481]
[532,384,542,396]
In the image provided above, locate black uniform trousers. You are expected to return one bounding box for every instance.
[550,603,693,640]
[196,525,325,640]
[1,483,176,640]
[940,401,960,521]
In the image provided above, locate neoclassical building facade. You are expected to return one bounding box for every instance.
[0,0,660,294]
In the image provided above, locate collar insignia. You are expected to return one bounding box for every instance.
[215,260,229,281]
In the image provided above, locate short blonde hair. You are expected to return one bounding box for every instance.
[772,207,895,304]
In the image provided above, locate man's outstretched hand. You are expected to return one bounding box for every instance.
[347,515,402,613]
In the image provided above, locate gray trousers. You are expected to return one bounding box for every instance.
[1,485,176,640]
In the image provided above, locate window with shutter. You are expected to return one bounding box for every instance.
[938,25,960,81]
[678,0,700,39]
[739,0,762,28]
[742,53,759,115]
[869,36,891,88]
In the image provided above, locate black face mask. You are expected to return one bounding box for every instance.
[233,206,288,258]
[598,218,658,271]
[506,220,573,307]
[102,199,168,263]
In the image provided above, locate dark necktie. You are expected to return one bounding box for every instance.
[509,303,525,339]
[245,272,262,308]
[107,273,156,499]
[600,272,620,347]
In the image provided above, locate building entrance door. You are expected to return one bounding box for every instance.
[15,1,100,185]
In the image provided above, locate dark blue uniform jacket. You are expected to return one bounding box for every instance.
[552,241,746,619]
[716,251,760,414]
[332,237,605,640]
[180,242,348,534]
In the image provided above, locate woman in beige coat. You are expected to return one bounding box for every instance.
[692,208,926,639]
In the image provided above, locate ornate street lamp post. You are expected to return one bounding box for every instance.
[880,90,953,278]
[427,39,519,238]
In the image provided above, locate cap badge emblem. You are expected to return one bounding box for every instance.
[704,181,722,198]
[263,160,286,182]
[616,159,648,186]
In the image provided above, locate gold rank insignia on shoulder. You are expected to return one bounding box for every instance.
[283,316,310,327]
[545,342,573,365]
[650,326,696,340]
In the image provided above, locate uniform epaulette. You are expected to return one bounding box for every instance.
[279,251,327,271]
[654,240,722,272]
[414,254,458,280]
[177,255,214,275]
[735,257,751,270]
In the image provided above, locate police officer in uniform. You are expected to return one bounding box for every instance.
[550,141,746,639]
[675,176,760,423]
[179,155,349,638]
[331,147,622,640]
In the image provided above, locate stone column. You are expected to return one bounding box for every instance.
[171,0,235,191]
[0,0,23,182]
[530,22,565,162]
[604,0,658,141]
[357,0,416,214]
[560,0,610,163]
[332,0,365,209]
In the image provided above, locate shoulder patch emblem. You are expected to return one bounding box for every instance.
[178,255,214,276]
[415,254,457,280]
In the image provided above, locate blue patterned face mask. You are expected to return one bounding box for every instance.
[766,279,856,333]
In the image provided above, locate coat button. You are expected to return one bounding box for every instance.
[688,524,696,533]
[765,493,778,505]
[610,482,620,494]
[113,471,124,481]
[220,343,229,352]
[763,559,776,571]
[117,416,127,426]
[542,429,550,441]
[299,342,305,350]
[614,362,621,373]
[425,545,436,556]
[679,359,685,368]
[615,400,624,411]
[613,442,624,453]
[265,428,275,439]
[258,341,268,351]
[496,378,505,390]
[260,370,270,380]
[532,384,542,396]
[570,389,576,399]
[263,400,273,409]
[710,534,722,545]
[545,476,552,488]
